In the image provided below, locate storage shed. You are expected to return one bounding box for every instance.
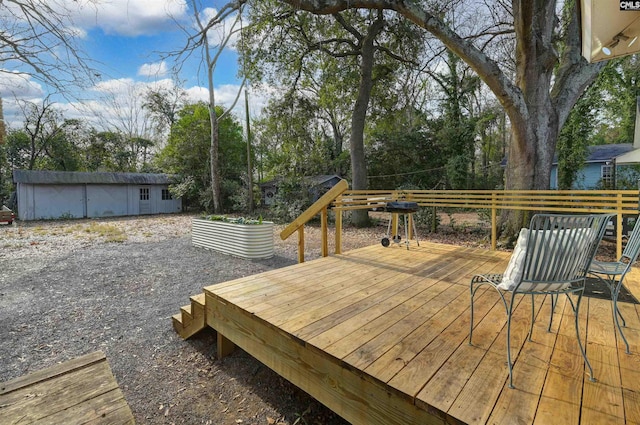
[13,170,182,221]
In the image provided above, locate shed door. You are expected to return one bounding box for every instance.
[34,185,85,219]
[139,187,151,215]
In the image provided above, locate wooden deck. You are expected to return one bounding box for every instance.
[0,351,135,424]
[176,241,640,425]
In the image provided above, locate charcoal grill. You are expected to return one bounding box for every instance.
[381,201,420,250]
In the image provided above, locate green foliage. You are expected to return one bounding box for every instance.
[253,90,347,180]
[612,166,640,190]
[367,122,445,190]
[200,215,265,225]
[154,102,246,212]
[269,177,313,223]
[589,57,640,145]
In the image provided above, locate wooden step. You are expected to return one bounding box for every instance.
[172,293,207,339]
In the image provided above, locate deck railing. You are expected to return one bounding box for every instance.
[282,181,640,262]
[279,179,349,263]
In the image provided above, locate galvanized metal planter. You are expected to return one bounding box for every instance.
[191,218,274,260]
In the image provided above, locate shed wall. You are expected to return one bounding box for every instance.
[16,183,181,221]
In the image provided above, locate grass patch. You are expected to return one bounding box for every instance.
[32,227,48,236]
[83,223,128,241]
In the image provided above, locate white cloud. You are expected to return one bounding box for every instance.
[184,82,273,122]
[3,76,273,134]
[200,7,241,51]
[92,78,137,95]
[138,61,168,78]
[0,71,44,99]
[73,0,189,36]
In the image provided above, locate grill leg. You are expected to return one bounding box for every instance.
[404,214,410,250]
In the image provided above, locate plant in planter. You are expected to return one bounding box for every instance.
[191,215,274,260]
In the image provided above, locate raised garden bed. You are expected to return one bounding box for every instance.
[191,217,274,260]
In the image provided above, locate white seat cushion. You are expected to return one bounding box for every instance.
[498,228,528,291]
[498,227,593,292]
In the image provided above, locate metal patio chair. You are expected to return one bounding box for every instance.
[469,213,612,389]
[589,215,640,354]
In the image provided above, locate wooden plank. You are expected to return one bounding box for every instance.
[0,351,106,395]
[444,295,546,424]
[205,292,443,425]
[623,387,640,424]
[352,255,506,375]
[324,248,504,360]
[30,388,134,425]
[534,397,579,425]
[0,359,133,424]
[217,332,236,359]
[303,274,442,346]
[333,283,467,363]
[258,249,443,326]
[583,297,624,420]
[581,407,624,424]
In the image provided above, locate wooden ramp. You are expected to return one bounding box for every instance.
[174,242,640,425]
[0,351,135,425]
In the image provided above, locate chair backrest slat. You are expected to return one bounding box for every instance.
[517,214,612,292]
[622,215,640,264]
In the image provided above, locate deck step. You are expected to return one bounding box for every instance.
[172,292,207,339]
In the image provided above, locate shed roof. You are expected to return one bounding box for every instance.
[13,170,176,185]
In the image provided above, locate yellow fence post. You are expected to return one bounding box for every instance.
[491,192,497,251]
[321,206,328,257]
[617,193,623,259]
[335,208,342,255]
[280,179,348,263]
[298,226,305,263]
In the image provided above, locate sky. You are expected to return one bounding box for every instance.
[1,0,270,132]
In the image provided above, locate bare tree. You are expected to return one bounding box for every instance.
[0,0,97,92]
[16,95,64,169]
[90,82,158,171]
[179,1,247,213]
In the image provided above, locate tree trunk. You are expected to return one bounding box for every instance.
[348,11,384,227]
[203,14,222,214]
[284,0,608,234]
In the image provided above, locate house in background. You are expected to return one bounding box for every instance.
[13,170,182,221]
[550,143,635,189]
[551,96,640,190]
[259,175,343,207]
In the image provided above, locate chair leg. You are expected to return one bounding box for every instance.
[548,293,557,332]
[469,283,476,346]
[600,274,630,354]
[603,275,627,327]
[529,294,535,341]
[612,281,631,354]
[569,292,595,382]
[506,297,515,389]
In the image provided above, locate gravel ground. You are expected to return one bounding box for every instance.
[0,213,490,425]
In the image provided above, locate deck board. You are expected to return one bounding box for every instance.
[196,241,640,424]
[0,351,134,425]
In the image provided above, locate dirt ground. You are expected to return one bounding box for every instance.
[0,212,493,424]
